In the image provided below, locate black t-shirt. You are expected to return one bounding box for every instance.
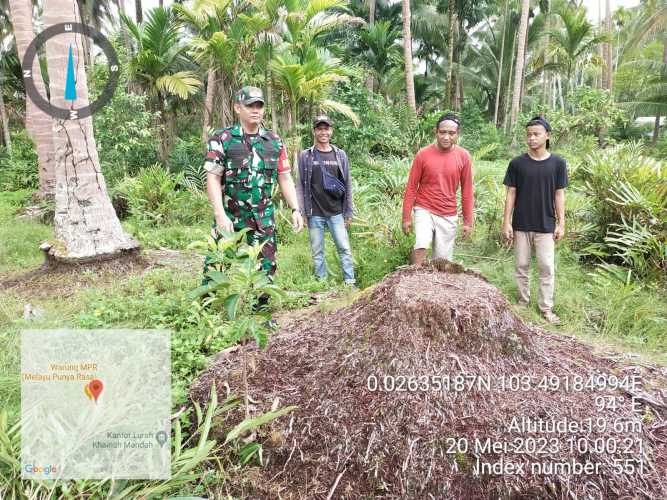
[310,149,344,217]
[503,153,568,233]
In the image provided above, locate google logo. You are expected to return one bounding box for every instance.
[24,464,58,475]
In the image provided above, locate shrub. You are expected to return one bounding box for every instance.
[115,165,210,225]
[512,88,627,150]
[572,143,666,280]
[93,82,160,187]
[472,160,507,246]
[169,134,207,191]
[0,130,38,191]
[416,104,505,160]
[650,136,667,160]
[324,82,420,158]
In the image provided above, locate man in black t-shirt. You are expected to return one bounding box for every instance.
[502,117,568,324]
[296,115,356,285]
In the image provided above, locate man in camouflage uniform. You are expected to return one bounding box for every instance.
[203,86,304,288]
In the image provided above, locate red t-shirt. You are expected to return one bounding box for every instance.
[401,144,474,225]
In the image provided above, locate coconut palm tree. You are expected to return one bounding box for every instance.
[121,6,202,163]
[401,0,416,113]
[410,0,449,93]
[459,7,550,122]
[509,0,530,127]
[615,0,667,140]
[176,0,268,143]
[495,0,510,124]
[175,0,231,144]
[270,46,359,164]
[8,0,56,198]
[0,65,11,153]
[619,52,667,143]
[76,0,114,67]
[264,0,363,158]
[41,0,139,262]
[0,9,13,152]
[548,3,608,97]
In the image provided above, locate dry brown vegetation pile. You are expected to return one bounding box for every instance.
[191,261,667,499]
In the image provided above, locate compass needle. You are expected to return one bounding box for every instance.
[64,44,77,101]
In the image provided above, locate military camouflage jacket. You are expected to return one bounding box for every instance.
[204,124,289,228]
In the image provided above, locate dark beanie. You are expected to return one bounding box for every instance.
[526,116,552,148]
[526,116,552,132]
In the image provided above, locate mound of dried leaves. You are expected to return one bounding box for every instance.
[190,261,667,499]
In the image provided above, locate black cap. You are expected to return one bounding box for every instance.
[313,115,332,128]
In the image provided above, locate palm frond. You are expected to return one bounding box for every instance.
[155,71,202,99]
[318,99,360,125]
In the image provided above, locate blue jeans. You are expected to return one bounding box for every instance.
[307,214,355,284]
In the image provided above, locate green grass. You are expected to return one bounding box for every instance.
[0,170,665,498]
[457,235,667,364]
[0,191,52,274]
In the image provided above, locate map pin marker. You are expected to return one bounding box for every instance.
[155,430,167,448]
[87,379,104,403]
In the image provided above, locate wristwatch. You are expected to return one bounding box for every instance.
[292,208,301,215]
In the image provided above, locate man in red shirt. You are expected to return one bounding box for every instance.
[402,113,474,265]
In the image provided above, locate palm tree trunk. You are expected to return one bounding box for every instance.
[8,0,57,199]
[221,80,231,127]
[268,78,279,131]
[541,1,551,105]
[503,31,517,131]
[655,40,667,144]
[652,112,661,145]
[557,73,565,110]
[366,0,376,92]
[494,0,508,127]
[42,0,139,263]
[456,76,463,111]
[156,95,172,165]
[597,0,603,89]
[0,88,11,154]
[603,0,613,91]
[267,45,279,130]
[203,66,217,146]
[401,0,417,113]
[286,100,299,168]
[519,20,529,108]
[453,17,462,111]
[116,0,134,88]
[447,0,455,109]
[135,0,143,24]
[551,75,556,108]
[510,0,530,128]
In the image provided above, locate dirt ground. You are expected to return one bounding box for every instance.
[0,249,202,300]
[191,261,667,499]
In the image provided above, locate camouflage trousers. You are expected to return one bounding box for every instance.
[202,217,277,285]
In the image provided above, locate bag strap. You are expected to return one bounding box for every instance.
[313,147,342,179]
